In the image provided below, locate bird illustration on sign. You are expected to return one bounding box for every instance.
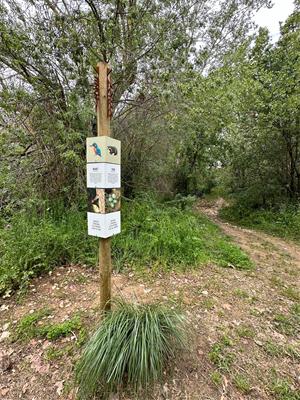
[90,143,102,157]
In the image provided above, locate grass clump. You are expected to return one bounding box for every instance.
[76,300,187,399]
[233,374,251,394]
[269,377,300,400]
[236,325,256,339]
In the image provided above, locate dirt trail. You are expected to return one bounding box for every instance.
[198,198,300,271]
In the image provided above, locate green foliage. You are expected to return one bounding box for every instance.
[40,315,84,341]
[269,377,300,400]
[0,197,253,294]
[14,308,52,341]
[76,300,186,399]
[273,306,300,336]
[0,208,97,294]
[113,197,253,272]
[220,204,300,242]
[233,374,251,394]
[208,335,235,372]
[14,309,85,342]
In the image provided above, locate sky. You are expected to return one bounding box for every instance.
[254,0,295,41]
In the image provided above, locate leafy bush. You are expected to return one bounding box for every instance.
[76,300,186,399]
[220,204,300,242]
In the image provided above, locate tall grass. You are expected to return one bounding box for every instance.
[113,196,253,271]
[76,300,186,399]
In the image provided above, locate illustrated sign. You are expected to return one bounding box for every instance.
[86,137,121,164]
[88,188,121,214]
[86,136,121,238]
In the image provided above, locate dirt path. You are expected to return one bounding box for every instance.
[0,201,299,400]
[197,199,300,271]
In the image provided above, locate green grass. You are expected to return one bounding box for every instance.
[0,196,253,294]
[76,300,186,399]
[220,204,300,242]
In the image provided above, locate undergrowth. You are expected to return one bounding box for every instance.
[0,196,252,294]
[220,204,300,242]
[13,309,86,343]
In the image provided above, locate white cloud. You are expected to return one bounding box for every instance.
[254,0,295,40]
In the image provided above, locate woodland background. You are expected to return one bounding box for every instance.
[0,0,300,293]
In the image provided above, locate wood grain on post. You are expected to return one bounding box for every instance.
[97,62,112,312]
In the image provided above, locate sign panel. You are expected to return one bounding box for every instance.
[88,188,121,214]
[87,211,121,238]
[86,137,121,165]
[86,163,121,188]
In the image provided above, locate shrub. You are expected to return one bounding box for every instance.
[76,300,186,399]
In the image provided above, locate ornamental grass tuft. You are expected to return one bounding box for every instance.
[76,300,187,399]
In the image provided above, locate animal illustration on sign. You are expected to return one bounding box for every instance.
[90,143,102,157]
[107,146,118,155]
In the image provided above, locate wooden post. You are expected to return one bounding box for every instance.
[97,62,112,312]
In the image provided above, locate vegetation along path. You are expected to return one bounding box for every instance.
[0,201,299,400]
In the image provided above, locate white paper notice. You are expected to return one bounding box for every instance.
[86,163,121,188]
[87,211,121,238]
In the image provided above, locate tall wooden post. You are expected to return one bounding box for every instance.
[97,62,112,312]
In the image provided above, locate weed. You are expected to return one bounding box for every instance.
[202,298,215,310]
[236,325,255,338]
[14,308,52,341]
[14,310,85,342]
[264,341,300,361]
[45,345,74,361]
[220,204,300,242]
[281,287,300,301]
[233,374,251,394]
[0,198,253,294]
[269,377,300,400]
[211,370,222,386]
[234,289,249,299]
[273,306,299,336]
[76,300,187,399]
[208,335,234,372]
[40,315,83,340]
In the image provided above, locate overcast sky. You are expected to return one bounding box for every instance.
[254,0,295,41]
